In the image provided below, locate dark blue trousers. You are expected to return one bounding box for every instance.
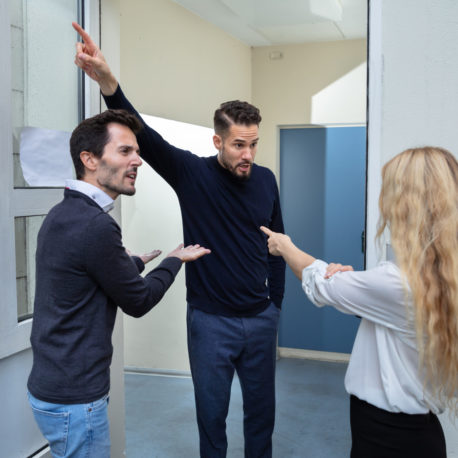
[187,303,280,458]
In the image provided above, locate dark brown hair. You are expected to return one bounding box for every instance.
[70,109,143,179]
[213,100,261,139]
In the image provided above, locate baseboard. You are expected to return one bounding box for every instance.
[124,366,191,378]
[278,347,350,363]
[124,349,349,378]
[29,446,51,458]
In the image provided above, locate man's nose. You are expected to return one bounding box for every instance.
[241,148,253,161]
[132,152,143,167]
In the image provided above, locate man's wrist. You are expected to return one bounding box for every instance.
[99,76,118,96]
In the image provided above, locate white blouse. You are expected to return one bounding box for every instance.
[302,260,443,415]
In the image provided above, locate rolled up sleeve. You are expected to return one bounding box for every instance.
[301,260,330,307]
[301,260,412,331]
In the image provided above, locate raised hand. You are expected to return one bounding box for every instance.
[167,244,211,263]
[72,22,118,95]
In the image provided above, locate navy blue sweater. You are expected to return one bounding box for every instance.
[28,190,182,403]
[105,87,285,316]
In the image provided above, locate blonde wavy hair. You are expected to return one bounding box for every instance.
[377,147,458,410]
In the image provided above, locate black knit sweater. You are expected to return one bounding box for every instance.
[28,189,182,403]
[104,86,286,317]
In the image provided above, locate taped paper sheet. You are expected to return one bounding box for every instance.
[19,126,73,187]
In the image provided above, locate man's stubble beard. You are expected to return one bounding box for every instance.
[97,159,137,196]
[219,146,252,182]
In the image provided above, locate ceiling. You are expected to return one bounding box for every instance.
[171,0,367,46]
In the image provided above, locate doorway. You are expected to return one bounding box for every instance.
[278,125,366,354]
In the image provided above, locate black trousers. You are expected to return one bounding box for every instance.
[350,395,446,458]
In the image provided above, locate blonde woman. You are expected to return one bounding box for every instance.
[261,147,457,458]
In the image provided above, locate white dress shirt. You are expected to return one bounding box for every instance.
[302,260,443,414]
[65,179,114,213]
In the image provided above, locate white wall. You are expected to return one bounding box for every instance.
[120,0,252,127]
[367,1,458,455]
[381,0,458,159]
[252,40,367,174]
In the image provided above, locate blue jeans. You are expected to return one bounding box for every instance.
[187,302,280,458]
[27,392,110,458]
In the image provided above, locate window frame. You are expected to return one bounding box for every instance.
[0,0,101,359]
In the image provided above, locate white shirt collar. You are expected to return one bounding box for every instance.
[65,179,115,213]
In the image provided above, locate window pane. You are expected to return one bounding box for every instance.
[10,0,81,188]
[15,215,46,321]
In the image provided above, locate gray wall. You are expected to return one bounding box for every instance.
[0,1,126,456]
[0,350,47,457]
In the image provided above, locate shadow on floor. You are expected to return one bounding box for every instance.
[125,357,350,457]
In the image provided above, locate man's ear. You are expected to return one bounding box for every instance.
[80,150,98,173]
[213,134,222,151]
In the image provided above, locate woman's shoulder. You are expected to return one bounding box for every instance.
[376,260,401,273]
[359,261,411,301]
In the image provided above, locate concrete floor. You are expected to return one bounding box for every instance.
[125,358,351,457]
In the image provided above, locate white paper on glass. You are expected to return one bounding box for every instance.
[19,126,73,187]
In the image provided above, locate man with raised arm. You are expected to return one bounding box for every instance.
[27,108,210,458]
[73,22,285,458]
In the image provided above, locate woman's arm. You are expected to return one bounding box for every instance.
[260,226,411,330]
[260,226,354,279]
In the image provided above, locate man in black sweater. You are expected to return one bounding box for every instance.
[74,22,286,458]
[27,109,210,458]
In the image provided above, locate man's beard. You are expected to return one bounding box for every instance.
[97,160,137,196]
[219,146,252,182]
